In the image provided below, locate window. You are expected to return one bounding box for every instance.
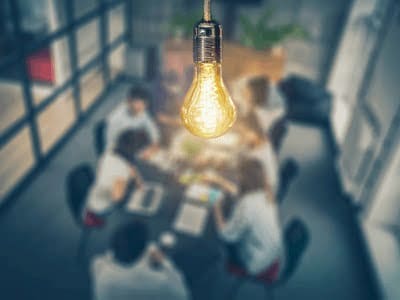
[108,3,125,43]
[0,0,129,203]
[108,43,126,80]
[0,127,34,200]
[80,66,104,111]
[74,0,99,19]
[0,70,26,134]
[76,19,100,68]
[30,37,72,105]
[37,88,76,153]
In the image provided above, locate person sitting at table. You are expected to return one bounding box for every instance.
[91,221,190,300]
[84,129,149,225]
[106,85,160,160]
[212,158,283,280]
[236,117,279,196]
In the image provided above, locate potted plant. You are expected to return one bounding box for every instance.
[208,7,308,81]
[239,8,308,54]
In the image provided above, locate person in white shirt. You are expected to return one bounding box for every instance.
[91,221,190,300]
[106,86,160,160]
[84,129,149,224]
[212,158,283,279]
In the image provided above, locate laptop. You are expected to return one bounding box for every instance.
[125,183,164,216]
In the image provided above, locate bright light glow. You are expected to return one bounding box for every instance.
[180,63,236,138]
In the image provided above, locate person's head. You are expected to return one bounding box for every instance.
[114,129,150,162]
[127,86,151,114]
[238,158,266,195]
[111,221,149,265]
[247,76,270,107]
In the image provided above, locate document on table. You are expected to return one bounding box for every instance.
[185,183,224,205]
[173,203,209,237]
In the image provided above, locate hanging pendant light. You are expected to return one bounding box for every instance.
[180,0,237,138]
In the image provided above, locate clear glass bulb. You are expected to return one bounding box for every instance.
[180,62,236,138]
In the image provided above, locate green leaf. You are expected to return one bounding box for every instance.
[239,6,308,50]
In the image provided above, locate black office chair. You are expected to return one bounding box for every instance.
[279,218,310,283]
[66,164,100,262]
[269,117,289,153]
[94,120,107,156]
[279,75,332,126]
[277,158,299,204]
[226,217,310,300]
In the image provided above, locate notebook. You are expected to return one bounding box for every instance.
[173,203,209,237]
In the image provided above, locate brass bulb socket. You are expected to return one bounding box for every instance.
[193,20,222,63]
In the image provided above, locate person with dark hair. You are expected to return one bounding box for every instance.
[236,115,279,195]
[84,129,149,222]
[106,85,160,160]
[91,221,190,300]
[211,158,283,280]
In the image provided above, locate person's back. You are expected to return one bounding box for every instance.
[85,129,149,217]
[214,158,283,277]
[236,191,282,274]
[91,222,190,300]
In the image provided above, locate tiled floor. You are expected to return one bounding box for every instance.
[0,83,379,300]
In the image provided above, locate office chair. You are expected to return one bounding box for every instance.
[66,164,103,262]
[279,75,332,127]
[269,117,289,153]
[226,217,310,300]
[277,158,299,204]
[94,120,107,156]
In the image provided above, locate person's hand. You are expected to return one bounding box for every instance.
[140,148,153,160]
[140,145,159,160]
[200,171,221,184]
[148,245,165,268]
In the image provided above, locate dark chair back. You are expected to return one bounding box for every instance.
[269,117,288,153]
[66,164,94,225]
[94,120,107,156]
[280,218,310,282]
[277,158,299,203]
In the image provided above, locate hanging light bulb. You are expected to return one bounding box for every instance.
[180,0,236,138]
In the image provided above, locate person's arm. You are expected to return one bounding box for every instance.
[201,173,238,195]
[105,105,123,149]
[111,178,128,202]
[214,199,247,243]
[130,165,144,187]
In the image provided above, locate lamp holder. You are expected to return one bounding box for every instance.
[193,20,222,63]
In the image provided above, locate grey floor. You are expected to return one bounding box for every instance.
[0,83,378,300]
